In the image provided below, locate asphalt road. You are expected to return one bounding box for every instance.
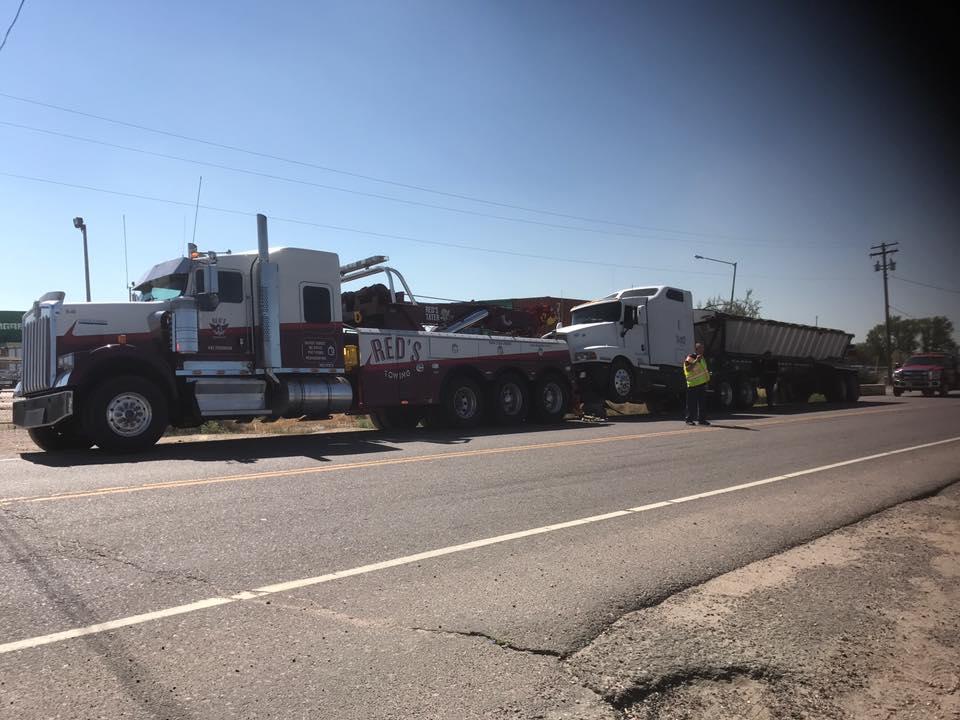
[1,395,958,719]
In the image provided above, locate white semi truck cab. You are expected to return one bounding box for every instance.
[556,286,695,405]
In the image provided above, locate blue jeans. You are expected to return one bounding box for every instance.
[685,385,706,422]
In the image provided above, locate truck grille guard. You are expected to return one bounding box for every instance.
[21,292,63,395]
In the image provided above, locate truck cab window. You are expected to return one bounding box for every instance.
[134,274,187,301]
[194,270,244,303]
[665,288,685,302]
[303,285,332,323]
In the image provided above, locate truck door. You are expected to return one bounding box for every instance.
[622,301,651,367]
[195,268,255,361]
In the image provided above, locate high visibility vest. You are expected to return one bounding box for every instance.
[684,355,710,388]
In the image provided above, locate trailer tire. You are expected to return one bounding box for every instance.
[83,375,169,453]
[715,379,735,411]
[490,373,529,426]
[846,374,861,402]
[940,383,950,397]
[922,388,934,397]
[892,388,903,397]
[27,421,94,452]
[825,374,848,403]
[734,380,757,410]
[533,374,570,424]
[607,359,634,404]
[439,375,485,429]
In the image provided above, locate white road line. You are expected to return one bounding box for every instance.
[1,435,958,656]
[0,458,19,462]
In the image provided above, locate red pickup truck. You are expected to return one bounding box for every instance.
[892,353,959,397]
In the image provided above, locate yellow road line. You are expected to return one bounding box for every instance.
[0,404,914,505]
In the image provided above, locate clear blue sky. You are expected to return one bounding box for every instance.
[1,0,957,341]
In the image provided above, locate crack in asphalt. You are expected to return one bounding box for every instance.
[411,626,564,658]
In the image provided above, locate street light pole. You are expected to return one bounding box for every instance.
[694,254,738,311]
[73,217,91,302]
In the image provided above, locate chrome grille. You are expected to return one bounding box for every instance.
[21,294,61,394]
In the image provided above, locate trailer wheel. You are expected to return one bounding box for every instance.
[846,374,861,402]
[490,373,529,426]
[922,388,934,397]
[940,382,950,397]
[824,374,848,403]
[734,380,757,410]
[84,375,169,453]
[439,375,484,429]
[533,374,570,424]
[715,379,735,411]
[892,388,903,397]
[27,420,94,452]
[607,359,634,403]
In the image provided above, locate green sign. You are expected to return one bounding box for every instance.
[0,310,23,343]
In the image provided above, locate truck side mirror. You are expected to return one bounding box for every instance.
[196,292,220,312]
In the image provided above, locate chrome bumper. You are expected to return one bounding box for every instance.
[12,391,74,428]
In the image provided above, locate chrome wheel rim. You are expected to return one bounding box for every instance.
[106,392,152,437]
[541,382,564,414]
[720,382,733,407]
[613,368,631,397]
[453,386,479,420]
[499,382,524,416]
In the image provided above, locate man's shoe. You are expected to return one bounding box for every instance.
[698,420,711,426]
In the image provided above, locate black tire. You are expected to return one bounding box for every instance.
[83,375,169,453]
[490,373,529,426]
[607,359,634,404]
[824,374,848,403]
[715,379,735,411]
[439,375,484,429]
[533,374,570,424]
[846,374,861,403]
[368,407,422,431]
[940,384,950,398]
[27,420,94,452]
[922,389,934,397]
[892,388,903,397]
[734,379,757,410]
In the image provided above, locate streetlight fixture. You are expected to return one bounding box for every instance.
[73,217,91,302]
[694,254,737,310]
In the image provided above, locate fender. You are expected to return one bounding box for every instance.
[69,343,178,400]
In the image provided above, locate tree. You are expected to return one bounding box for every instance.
[915,316,958,353]
[698,289,761,318]
[858,316,923,365]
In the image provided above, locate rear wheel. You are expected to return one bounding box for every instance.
[824,374,848,403]
[27,420,93,452]
[533,374,570,424]
[83,375,169,453]
[439,375,484,429]
[715,379,735,412]
[607,359,633,404]
[846,374,861,402]
[734,379,756,410]
[490,374,529,426]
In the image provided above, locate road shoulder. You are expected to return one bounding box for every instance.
[568,481,960,719]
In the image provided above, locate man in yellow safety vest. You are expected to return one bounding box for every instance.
[683,342,710,426]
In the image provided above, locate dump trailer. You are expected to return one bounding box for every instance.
[693,310,859,410]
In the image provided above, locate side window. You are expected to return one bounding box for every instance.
[194,270,243,303]
[665,288,684,302]
[303,285,332,323]
[218,272,243,303]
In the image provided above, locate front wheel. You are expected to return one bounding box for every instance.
[27,421,94,452]
[892,387,903,397]
[607,359,633,404]
[368,407,423,431]
[83,375,169,453]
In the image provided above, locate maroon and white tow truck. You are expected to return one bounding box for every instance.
[13,215,574,452]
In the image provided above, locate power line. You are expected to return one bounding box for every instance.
[891,275,960,294]
[0,170,733,278]
[0,90,762,244]
[0,119,787,247]
[0,0,26,54]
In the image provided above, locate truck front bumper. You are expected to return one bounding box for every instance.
[12,391,74,428]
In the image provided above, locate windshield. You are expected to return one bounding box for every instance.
[571,301,621,325]
[904,356,943,366]
[134,274,188,301]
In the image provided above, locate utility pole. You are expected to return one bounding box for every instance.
[869,242,899,384]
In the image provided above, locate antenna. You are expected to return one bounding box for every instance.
[122,214,130,300]
[191,175,203,247]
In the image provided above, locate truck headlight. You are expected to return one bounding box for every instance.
[57,353,75,372]
[574,351,598,362]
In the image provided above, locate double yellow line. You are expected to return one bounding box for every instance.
[0,405,906,506]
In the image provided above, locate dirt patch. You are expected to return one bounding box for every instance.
[568,484,960,719]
